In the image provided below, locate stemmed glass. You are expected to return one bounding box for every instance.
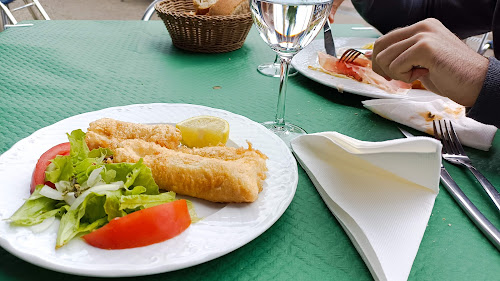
[257,54,298,77]
[250,0,333,144]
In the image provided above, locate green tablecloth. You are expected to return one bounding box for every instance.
[0,20,498,280]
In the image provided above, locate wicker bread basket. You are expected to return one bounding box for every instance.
[156,0,253,53]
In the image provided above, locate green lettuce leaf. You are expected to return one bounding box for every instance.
[119,191,176,210]
[87,147,113,159]
[68,129,89,163]
[125,186,147,196]
[102,190,126,220]
[106,159,159,195]
[186,200,201,223]
[9,186,66,226]
[45,155,73,183]
[56,193,108,248]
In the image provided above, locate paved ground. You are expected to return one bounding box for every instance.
[2,0,491,55]
[3,0,368,23]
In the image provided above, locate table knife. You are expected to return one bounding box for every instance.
[323,21,336,57]
[399,128,500,250]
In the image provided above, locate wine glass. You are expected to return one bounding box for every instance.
[257,54,298,77]
[250,0,333,144]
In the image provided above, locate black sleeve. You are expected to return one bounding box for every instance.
[351,0,494,38]
[467,57,500,128]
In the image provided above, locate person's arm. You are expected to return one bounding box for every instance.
[351,0,493,38]
[467,58,500,128]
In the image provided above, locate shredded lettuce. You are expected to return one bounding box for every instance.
[9,129,198,249]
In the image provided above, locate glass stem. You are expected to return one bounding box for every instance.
[275,55,291,126]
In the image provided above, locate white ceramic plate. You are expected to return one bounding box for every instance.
[292,38,436,99]
[0,103,298,277]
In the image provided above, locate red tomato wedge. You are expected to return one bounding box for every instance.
[30,142,71,193]
[82,200,192,249]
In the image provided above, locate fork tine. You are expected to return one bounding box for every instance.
[344,49,357,62]
[347,49,361,63]
[339,49,352,62]
[447,121,466,155]
[340,48,362,63]
[443,121,461,155]
[432,120,440,140]
[437,120,452,154]
[433,120,446,153]
[348,51,361,62]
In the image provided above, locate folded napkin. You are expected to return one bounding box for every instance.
[362,96,497,151]
[291,132,442,281]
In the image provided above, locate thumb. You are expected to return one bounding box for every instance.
[329,5,340,24]
[328,14,335,24]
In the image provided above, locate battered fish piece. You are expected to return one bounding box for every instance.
[113,139,267,203]
[86,118,182,150]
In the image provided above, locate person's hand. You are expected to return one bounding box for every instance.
[328,0,345,23]
[372,18,489,107]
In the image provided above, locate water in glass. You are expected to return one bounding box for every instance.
[251,0,332,145]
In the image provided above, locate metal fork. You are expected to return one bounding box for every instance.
[339,48,373,63]
[400,127,500,250]
[339,48,363,63]
[433,120,500,212]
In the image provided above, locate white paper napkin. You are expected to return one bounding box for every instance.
[291,132,442,281]
[362,96,497,151]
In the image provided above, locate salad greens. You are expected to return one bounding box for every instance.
[9,129,197,248]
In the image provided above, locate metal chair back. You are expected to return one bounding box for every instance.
[142,0,162,21]
[0,0,50,30]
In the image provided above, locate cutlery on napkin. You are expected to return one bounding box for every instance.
[362,96,497,151]
[400,128,500,250]
[291,132,442,281]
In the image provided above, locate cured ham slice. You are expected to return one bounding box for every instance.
[317,51,412,94]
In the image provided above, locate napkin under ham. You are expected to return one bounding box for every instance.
[317,51,412,94]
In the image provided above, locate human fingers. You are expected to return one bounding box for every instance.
[385,44,433,83]
[418,75,441,96]
[372,19,442,66]
[373,34,431,82]
[363,50,372,60]
[372,18,446,79]
[386,43,432,83]
[328,0,345,23]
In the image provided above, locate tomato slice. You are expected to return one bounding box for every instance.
[82,200,192,249]
[30,142,71,193]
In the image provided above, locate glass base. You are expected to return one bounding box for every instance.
[257,63,298,77]
[262,121,307,146]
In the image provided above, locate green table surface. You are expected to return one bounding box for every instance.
[0,20,499,281]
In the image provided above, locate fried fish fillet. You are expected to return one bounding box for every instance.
[85,118,182,150]
[112,139,267,203]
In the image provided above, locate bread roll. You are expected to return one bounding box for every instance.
[193,0,217,15]
[207,0,250,15]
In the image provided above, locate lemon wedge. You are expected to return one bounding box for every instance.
[176,115,230,148]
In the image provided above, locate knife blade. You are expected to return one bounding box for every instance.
[323,21,336,57]
[398,127,500,250]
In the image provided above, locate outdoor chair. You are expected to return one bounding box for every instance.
[477,32,493,55]
[0,0,50,30]
[142,0,162,21]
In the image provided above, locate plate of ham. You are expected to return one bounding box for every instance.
[292,38,435,99]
